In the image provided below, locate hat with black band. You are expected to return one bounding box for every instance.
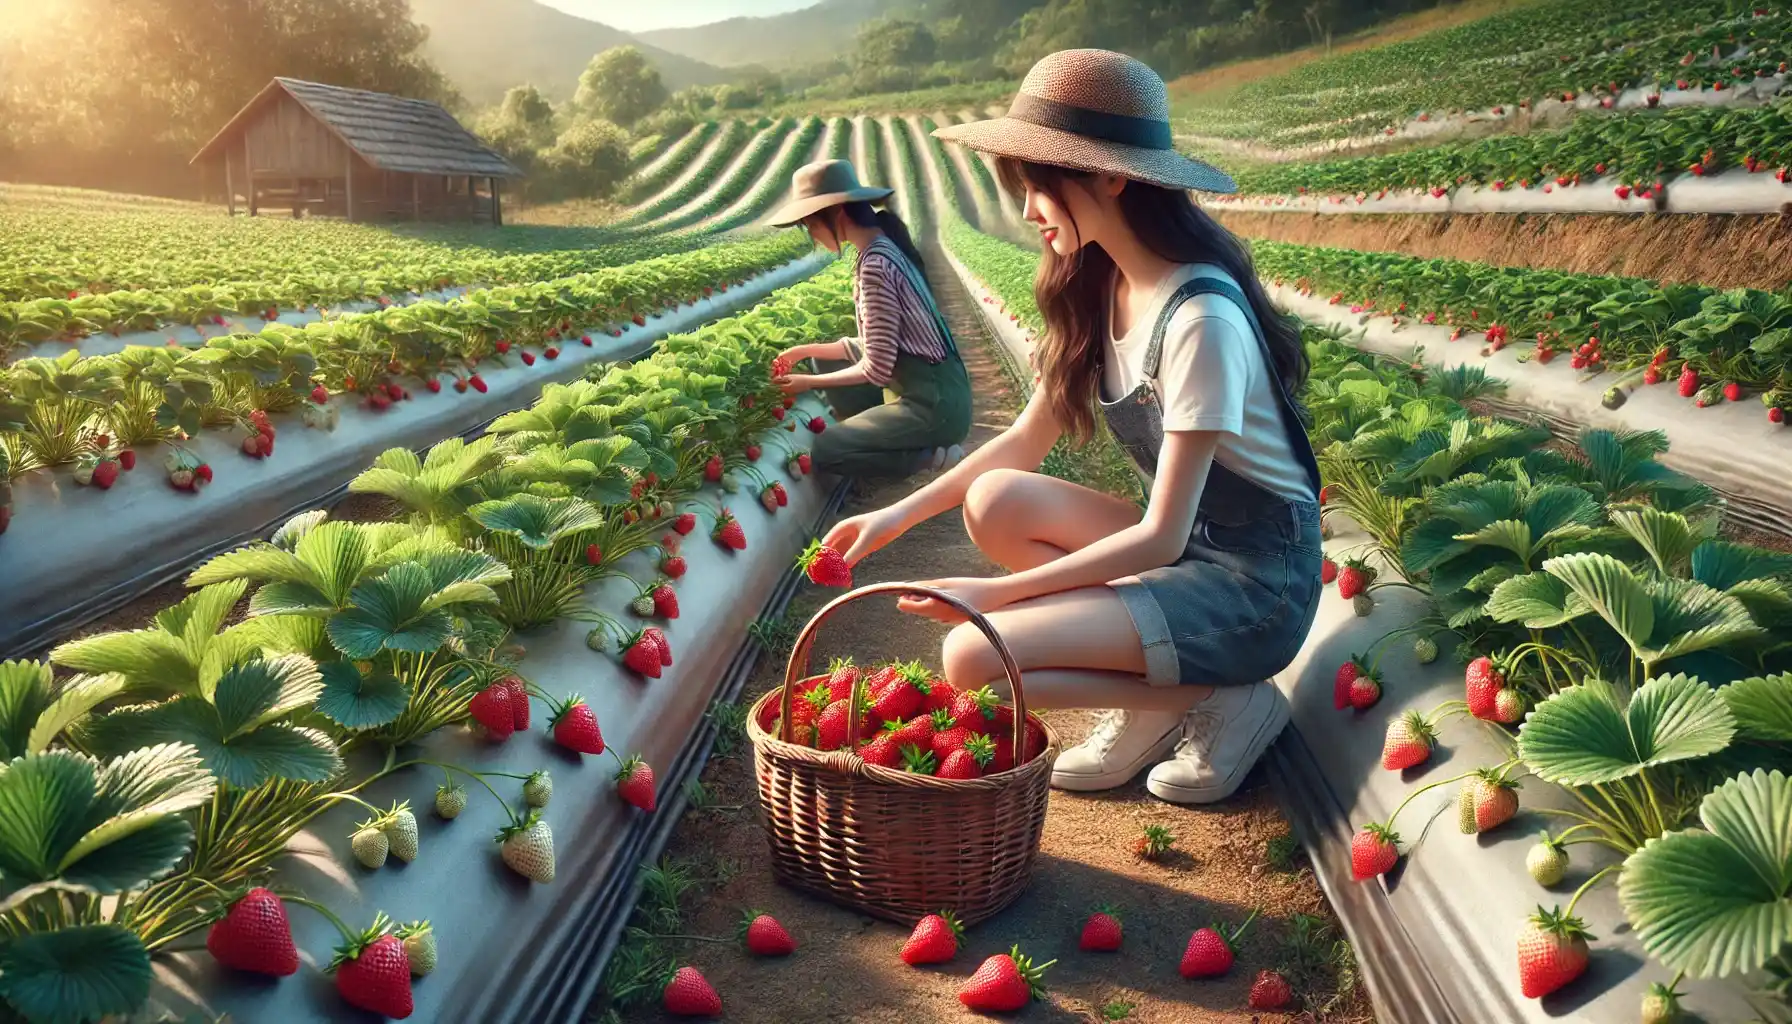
[933,49,1235,194]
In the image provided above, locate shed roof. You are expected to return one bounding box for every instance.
[192,78,521,178]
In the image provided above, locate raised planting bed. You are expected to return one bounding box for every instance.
[0,245,831,661]
[1216,166,1792,216]
[0,265,860,1024]
[940,217,1792,1023]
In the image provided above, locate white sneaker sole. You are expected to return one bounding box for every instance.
[1145,687,1290,805]
[1049,722,1184,792]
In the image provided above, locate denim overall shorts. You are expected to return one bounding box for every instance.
[1100,275,1325,687]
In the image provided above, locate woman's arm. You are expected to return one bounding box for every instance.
[887,387,1063,530]
[983,429,1217,606]
[777,339,851,364]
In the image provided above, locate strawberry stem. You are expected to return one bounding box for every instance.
[1564,863,1620,917]
[282,895,358,944]
[1387,769,1481,828]
[637,933,731,944]
[395,759,521,827]
[1226,906,1261,944]
[315,792,385,817]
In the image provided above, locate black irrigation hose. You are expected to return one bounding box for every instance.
[568,476,852,1021]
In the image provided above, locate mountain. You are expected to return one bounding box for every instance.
[636,0,896,69]
[410,0,728,107]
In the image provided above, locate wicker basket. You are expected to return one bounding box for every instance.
[747,582,1061,926]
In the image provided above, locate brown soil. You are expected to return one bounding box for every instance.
[1214,209,1792,291]
[599,244,1373,1023]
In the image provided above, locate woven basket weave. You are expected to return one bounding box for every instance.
[748,582,1060,926]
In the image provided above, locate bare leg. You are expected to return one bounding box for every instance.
[961,468,1142,572]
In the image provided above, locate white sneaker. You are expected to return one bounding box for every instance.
[1146,683,1290,805]
[1049,709,1186,792]
[940,444,965,470]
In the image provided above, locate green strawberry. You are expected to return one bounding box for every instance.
[350,825,389,869]
[396,921,436,977]
[630,593,657,617]
[585,626,609,653]
[524,770,553,808]
[1352,593,1375,617]
[498,813,556,883]
[1413,636,1438,664]
[435,783,467,819]
[1641,981,1684,1024]
[1526,832,1568,886]
[382,804,419,863]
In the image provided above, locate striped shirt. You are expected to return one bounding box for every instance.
[850,236,951,387]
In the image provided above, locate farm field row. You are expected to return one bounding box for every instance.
[1174,0,1792,150]
[0,257,857,1024]
[937,210,1784,1023]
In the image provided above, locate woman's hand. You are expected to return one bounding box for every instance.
[773,373,814,398]
[896,577,1014,624]
[823,506,910,566]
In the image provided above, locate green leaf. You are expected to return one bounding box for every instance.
[1645,579,1765,665]
[24,674,125,757]
[1543,552,1655,653]
[1519,674,1736,786]
[0,660,56,761]
[1722,675,1792,742]
[210,655,323,738]
[1620,769,1792,979]
[327,563,455,659]
[1486,572,1589,628]
[198,724,340,789]
[315,662,409,731]
[0,750,97,882]
[0,924,151,1024]
[468,493,603,549]
[1610,506,1702,575]
[1455,519,1533,562]
[56,816,194,894]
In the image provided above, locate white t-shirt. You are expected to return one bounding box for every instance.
[1100,262,1313,502]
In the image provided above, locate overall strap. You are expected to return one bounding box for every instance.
[1143,275,1321,499]
[868,237,959,359]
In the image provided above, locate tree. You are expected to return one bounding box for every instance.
[499,84,556,132]
[572,46,668,127]
[542,118,632,199]
[475,85,557,179]
[854,18,937,71]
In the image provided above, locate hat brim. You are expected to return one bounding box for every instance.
[933,118,1236,195]
[766,186,896,227]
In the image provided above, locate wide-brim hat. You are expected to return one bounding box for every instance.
[933,49,1235,194]
[767,159,895,226]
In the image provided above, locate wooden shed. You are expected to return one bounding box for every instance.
[191,78,522,224]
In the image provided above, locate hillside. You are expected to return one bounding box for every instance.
[411,0,727,106]
[636,0,896,68]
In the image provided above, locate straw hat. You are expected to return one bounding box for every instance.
[767,159,895,226]
[933,49,1235,194]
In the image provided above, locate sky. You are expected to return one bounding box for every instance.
[538,0,823,33]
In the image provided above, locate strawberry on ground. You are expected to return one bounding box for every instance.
[900,911,963,964]
[1347,669,1382,710]
[662,965,722,1016]
[1248,969,1294,1010]
[712,510,747,550]
[1336,559,1373,599]
[958,945,1056,1012]
[741,911,797,956]
[1179,908,1258,977]
[1080,906,1123,951]
[1459,769,1521,833]
[206,887,299,976]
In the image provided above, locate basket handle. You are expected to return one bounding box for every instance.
[776,582,1029,760]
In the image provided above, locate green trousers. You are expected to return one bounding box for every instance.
[812,355,972,479]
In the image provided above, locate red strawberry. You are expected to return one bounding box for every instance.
[1248,969,1293,1010]
[1517,906,1592,998]
[207,888,299,976]
[581,334,592,346]
[815,697,865,751]
[470,374,487,393]
[632,314,646,327]
[772,406,786,421]
[1466,655,1506,719]
[1336,559,1372,599]
[195,463,212,484]
[1348,669,1382,710]
[858,732,902,766]
[703,454,724,481]
[744,443,761,462]
[1724,381,1743,402]
[712,512,747,551]
[505,676,530,731]
[651,583,679,619]
[938,733,996,778]
[742,912,796,956]
[772,481,788,507]
[91,458,120,489]
[949,686,1000,734]
[807,416,826,433]
[1381,710,1436,770]
[1319,483,1334,504]
[1321,557,1338,584]
[1333,657,1365,710]
[1460,770,1520,833]
[673,511,696,535]
[520,351,536,366]
[1644,366,1661,385]
[311,385,330,404]
[1492,687,1526,724]
[959,945,1054,1012]
[1351,823,1400,880]
[930,714,974,759]
[467,683,514,740]
[550,697,605,754]
[1678,365,1700,398]
[543,346,559,360]
[900,911,963,964]
[644,626,673,666]
[615,755,656,811]
[622,631,664,678]
[798,540,852,587]
[1180,911,1259,977]
[495,340,512,354]
[662,965,720,1016]
[585,543,603,565]
[1080,907,1123,951]
[661,553,687,578]
[1771,406,1787,424]
[333,933,413,1019]
[797,452,812,473]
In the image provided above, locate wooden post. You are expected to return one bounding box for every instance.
[224,150,236,216]
[344,150,355,222]
[245,135,258,217]
[491,177,502,227]
[411,176,421,221]
[467,175,475,221]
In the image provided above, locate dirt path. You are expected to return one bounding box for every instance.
[596,234,1373,1023]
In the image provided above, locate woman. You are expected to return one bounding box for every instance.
[768,159,971,478]
[822,50,1323,805]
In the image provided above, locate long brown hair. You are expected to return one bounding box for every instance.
[995,158,1307,444]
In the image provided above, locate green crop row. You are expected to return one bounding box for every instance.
[827,117,853,161]
[639,119,802,236]
[0,260,856,1023]
[886,117,929,233]
[705,118,827,234]
[613,120,757,228]
[0,231,815,525]
[621,121,718,204]
[1178,0,1791,147]
[1228,98,1792,195]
